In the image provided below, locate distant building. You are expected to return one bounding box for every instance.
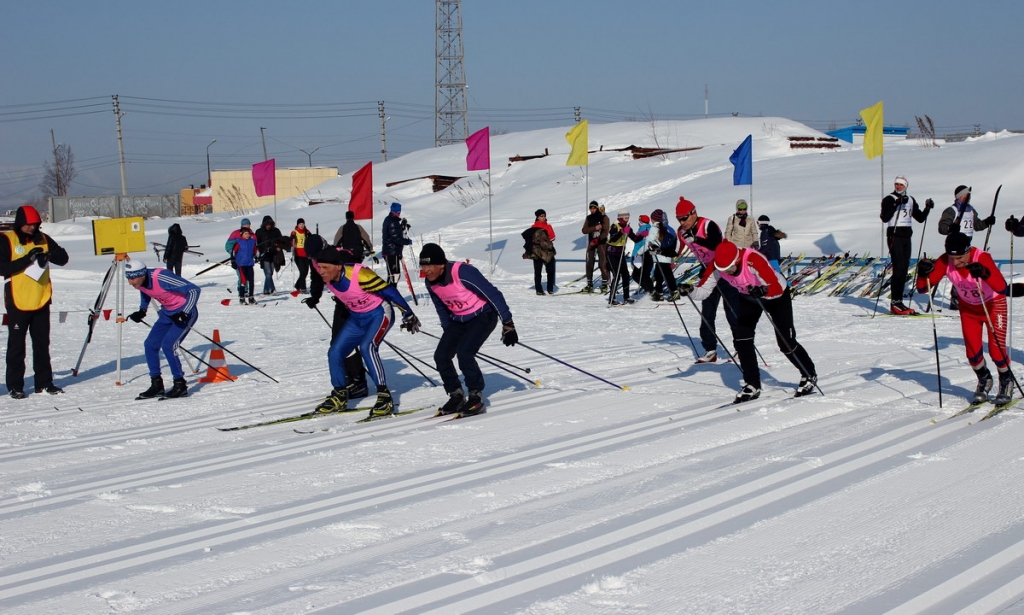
[826,125,909,144]
[207,167,339,213]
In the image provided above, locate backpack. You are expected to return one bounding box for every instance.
[659,223,678,258]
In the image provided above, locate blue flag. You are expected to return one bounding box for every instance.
[729,135,753,186]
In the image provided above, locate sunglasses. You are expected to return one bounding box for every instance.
[676,212,695,221]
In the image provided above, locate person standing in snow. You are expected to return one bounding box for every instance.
[302,234,369,400]
[937,185,996,311]
[523,208,556,295]
[631,214,653,292]
[675,197,739,363]
[581,201,610,293]
[606,209,636,305]
[916,232,1015,405]
[255,215,283,295]
[162,223,188,276]
[1,205,70,398]
[680,240,818,403]
[334,210,374,262]
[417,243,516,417]
[314,245,418,419]
[646,209,679,302]
[724,199,759,248]
[232,226,258,304]
[125,260,200,400]
[880,175,933,315]
[224,217,251,294]
[381,202,412,285]
[756,215,787,273]
[290,218,311,294]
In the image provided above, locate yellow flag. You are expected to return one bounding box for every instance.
[565,120,588,166]
[859,101,884,160]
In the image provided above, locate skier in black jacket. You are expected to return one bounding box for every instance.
[162,223,188,276]
[880,175,932,315]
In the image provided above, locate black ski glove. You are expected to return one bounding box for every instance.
[170,312,191,326]
[24,247,43,263]
[984,214,997,226]
[402,312,421,334]
[925,198,934,212]
[748,285,767,298]
[677,283,694,297]
[1007,216,1020,234]
[966,262,990,280]
[229,257,238,270]
[33,251,49,267]
[501,319,518,347]
[301,296,319,309]
[916,259,935,277]
[128,310,147,323]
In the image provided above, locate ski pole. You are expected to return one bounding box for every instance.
[871,258,892,318]
[668,299,700,359]
[194,257,232,277]
[516,341,626,390]
[189,328,279,383]
[678,292,744,373]
[923,274,943,408]
[714,283,770,367]
[383,341,439,387]
[751,294,824,396]
[975,277,1024,399]
[418,330,532,374]
[138,320,234,382]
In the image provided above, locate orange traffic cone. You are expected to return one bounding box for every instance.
[198,329,237,383]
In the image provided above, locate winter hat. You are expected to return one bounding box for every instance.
[639,214,651,224]
[390,202,402,214]
[240,218,251,227]
[714,241,741,271]
[675,197,696,219]
[534,208,546,218]
[419,242,447,266]
[945,232,972,256]
[15,205,41,227]
[955,185,972,200]
[735,199,749,211]
[124,260,148,279]
[757,214,771,223]
[894,175,909,189]
[589,201,599,209]
[317,246,355,265]
[345,210,355,220]
[304,234,325,258]
[651,209,665,223]
[297,218,305,225]
[617,209,629,218]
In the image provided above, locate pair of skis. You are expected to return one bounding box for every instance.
[937,397,1020,424]
[218,406,425,431]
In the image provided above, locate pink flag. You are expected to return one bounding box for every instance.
[252,159,276,197]
[466,127,490,171]
[350,162,373,220]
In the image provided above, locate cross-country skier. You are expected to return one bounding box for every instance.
[880,175,933,315]
[938,185,996,311]
[679,240,817,403]
[916,232,1014,405]
[417,242,516,417]
[125,260,201,399]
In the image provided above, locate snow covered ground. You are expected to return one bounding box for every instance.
[4,118,1024,613]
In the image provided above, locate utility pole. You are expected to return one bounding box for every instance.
[299,146,319,167]
[574,107,581,123]
[50,129,63,196]
[112,95,128,198]
[259,127,268,161]
[379,101,389,162]
[704,84,709,118]
[435,0,469,147]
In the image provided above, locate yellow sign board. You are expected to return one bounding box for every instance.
[92,217,147,255]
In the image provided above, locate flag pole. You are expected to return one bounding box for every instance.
[487,167,494,274]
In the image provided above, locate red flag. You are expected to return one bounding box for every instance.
[466,127,490,171]
[252,159,276,197]
[350,162,373,219]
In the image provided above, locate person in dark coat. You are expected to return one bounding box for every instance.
[334,210,374,261]
[381,202,412,284]
[0,205,70,398]
[162,223,188,276]
[880,175,932,315]
[756,215,787,273]
[255,215,283,295]
[523,208,556,295]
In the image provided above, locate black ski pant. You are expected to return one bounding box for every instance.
[385,254,402,285]
[652,261,677,295]
[887,232,912,302]
[331,299,367,387]
[700,278,739,353]
[434,310,498,395]
[5,304,54,393]
[585,244,608,286]
[294,255,310,292]
[734,289,815,390]
[533,258,555,293]
[606,247,630,300]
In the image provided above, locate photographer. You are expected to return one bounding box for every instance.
[381,202,412,285]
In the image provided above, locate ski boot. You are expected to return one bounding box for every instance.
[437,389,465,416]
[368,387,395,418]
[459,390,486,417]
[345,380,369,399]
[247,296,257,305]
[582,283,595,294]
[163,377,189,399]
[890,301,917,316]
[993,372,1014,406]
[9,389,26,400]
[315,387,348,414]
[733,383,761,404]
[650,291,664,302]
[136,376,165,400]
[696,350,717,364]
[668,289,681,302]
[972,367,994,404]
[795,374,818,397]
[35,384,64,395]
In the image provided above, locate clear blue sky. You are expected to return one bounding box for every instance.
[2,0,1021,209]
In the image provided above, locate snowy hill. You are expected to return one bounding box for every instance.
[4,118,1024,613]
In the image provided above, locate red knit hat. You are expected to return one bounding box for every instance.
[675,197,696,219]
[639,214,650,224]
[714,240,741,271]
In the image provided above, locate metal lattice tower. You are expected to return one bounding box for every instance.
[435,0,468,147]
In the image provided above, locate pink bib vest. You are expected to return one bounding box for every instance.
[680,218,715,265]
[720,249,787,298]
[140,268,187,311]
[326,264,384,313]
[429,262,487,316]
[946,249,998,305]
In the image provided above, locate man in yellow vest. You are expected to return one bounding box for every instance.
[0,205,70,399]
